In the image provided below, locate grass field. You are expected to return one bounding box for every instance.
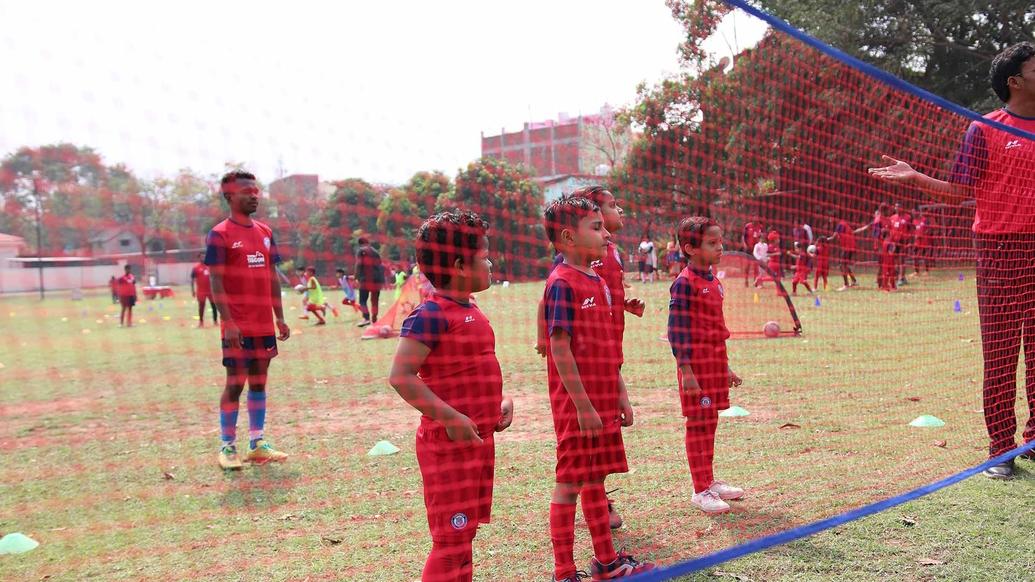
[2,267,1035,581]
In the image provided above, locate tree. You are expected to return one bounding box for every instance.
[307,178,384,272]
[753,0,1035,112]
[377,171,453,261]
[441,157,547,280]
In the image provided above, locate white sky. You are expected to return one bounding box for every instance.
[0,1,766,185]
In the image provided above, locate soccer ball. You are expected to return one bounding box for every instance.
[294,284,305,294]
[378,325,392,338]
[763,321,780,338]
[806,244,817,257]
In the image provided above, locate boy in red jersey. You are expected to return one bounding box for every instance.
[389,210,513,582]
[535,185,644,530]
[191,252,217,327]
[669,216,745,514]
[117,264,137,327]
[912,211,933,275]
[542,195,653,581]
[789,243,814,296]
[830,218,859,290]
[742,218,764,287]
[812,238,831,291]
[877,230,897,291]
[206,171,291,470]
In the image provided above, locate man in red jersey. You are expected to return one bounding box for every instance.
[205,170,291,470]
[870,42,1035,478]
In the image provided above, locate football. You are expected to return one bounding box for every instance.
[806,244,817,256]
[294,284,306,294]
[763,321,780,338]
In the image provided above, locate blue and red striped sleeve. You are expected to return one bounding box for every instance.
[668,276,693,366]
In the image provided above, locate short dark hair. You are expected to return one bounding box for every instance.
[569,185,611,207]
[220,170,256,185]
[335,268,345,275]
[676,216,719,258]
[357,237,370,246]
[416,210,489,289]
[991,42,1035,102]
[544,194,599,244]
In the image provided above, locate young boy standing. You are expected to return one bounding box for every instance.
[117,264,137,327]
[389,210,513,582]
[542,195,652,581]
[669,216,745,514]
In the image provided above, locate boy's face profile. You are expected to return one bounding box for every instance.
[688,226,724,267]
[455,236,492,293]
[597,191,623,234]
[562,210,609,262]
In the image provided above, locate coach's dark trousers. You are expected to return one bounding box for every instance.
[975,233,1035,457]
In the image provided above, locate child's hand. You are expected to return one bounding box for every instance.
[534,337,547,358]
[446,414,484,445]
[576,405,603,436]
[681,377,703,401]
[619,394,634,427]
[730,369,742,388]
[624,297,645,318]
[495,397,514,432]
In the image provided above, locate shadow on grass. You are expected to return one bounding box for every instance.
[219,463,302,508]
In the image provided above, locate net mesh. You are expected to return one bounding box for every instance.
[1,3,1034,582]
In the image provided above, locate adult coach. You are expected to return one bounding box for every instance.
[355,236,386,327]
[869,42,1035,479]
[206,170,291,470]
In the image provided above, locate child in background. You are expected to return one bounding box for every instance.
[790,243,814,295]
[304,266,328,325]
[389,210,513,582]
[878,230,897,292]
[812,238,830,291]
[336,268,362,314]
[295,267,310,320]
[668,216,745,514]
[117,264,137,327]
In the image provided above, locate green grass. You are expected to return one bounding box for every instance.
[2,269,1034,581]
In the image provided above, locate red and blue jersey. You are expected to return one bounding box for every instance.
[544,263,620,440]
[554,242,627,363]
[835,220,857,252]
[815,239,830,269]
[889,213,912,244]
[204,218,280,337]
[950,109,1035,234]
[743,222,763,249]
[669,266,731,414]
[400,293,503,435]
[191,263,212,297]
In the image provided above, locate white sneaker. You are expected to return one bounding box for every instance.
[709,480,744,500]
[691,489,730,514]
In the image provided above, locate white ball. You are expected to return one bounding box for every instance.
[294,284,306,293]
[806,244,817,256]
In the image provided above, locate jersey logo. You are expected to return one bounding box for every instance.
[263,236,271,249]
[701,287,710,294]
[700,396,712,408]
[1005,139,1022,150]
[246,251,266,268]
[602,285,612,307]
[581,296,597,309]
[232,240,244,249]
[464,315,475,323]
[590,259,603,269]
[717,283,725,298]
[450,512,469,530]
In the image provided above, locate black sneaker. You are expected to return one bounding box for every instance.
[983,459,1015,479]
[357,319,371,328]
[589,553,654,580]
[553,571,591,582]
[1018,447,1035,462]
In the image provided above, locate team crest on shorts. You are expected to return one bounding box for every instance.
[700,396,712,408]
[450,512,469,530]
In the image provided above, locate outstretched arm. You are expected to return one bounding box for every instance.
[868,155,972,205]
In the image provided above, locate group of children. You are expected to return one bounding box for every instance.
[389,186,744,581]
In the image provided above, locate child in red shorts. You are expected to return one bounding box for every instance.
[669,216,745,514]
[389,210,513,582]
[790,242,814,295]
[542,195,653,581]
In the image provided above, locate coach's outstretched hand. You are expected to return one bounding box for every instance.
[495,396,514,432]
[867,155,919,184]
[276,318,291,341]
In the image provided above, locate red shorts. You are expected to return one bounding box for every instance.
[679,346,731,418]
[196,293,212,303]
[555,428,628,484]
[305,303,325,313]
[416,423,495,543]
[119,295,136,308]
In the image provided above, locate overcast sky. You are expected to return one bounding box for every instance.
[0,1,766,185]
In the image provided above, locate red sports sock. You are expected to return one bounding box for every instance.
[685,413,719,493]
[550,502,578,579]
[422,540,472,582]
[581,483,618,565]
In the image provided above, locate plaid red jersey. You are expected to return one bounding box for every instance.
[204,219,280,337]
[950,109,1035,234]
[544,263,621,440]
[400,293,503,435]
[191,263,212,297]
[590,242,626,364]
